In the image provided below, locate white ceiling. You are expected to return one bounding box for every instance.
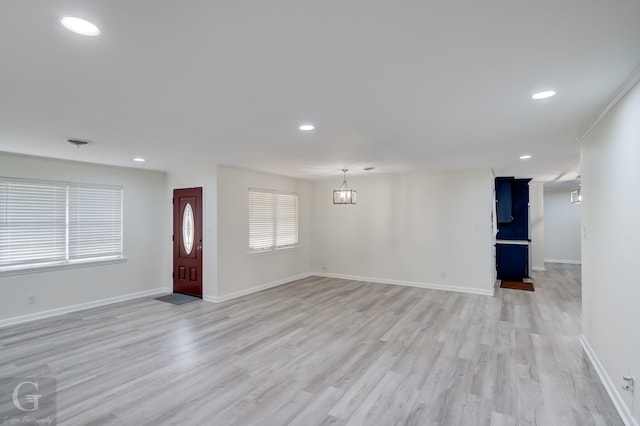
[1,1,639,184]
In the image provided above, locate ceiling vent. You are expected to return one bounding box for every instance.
[65,138,91,148]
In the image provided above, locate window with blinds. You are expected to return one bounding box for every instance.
[249,188,298,252]
[0,177,123,272]
[69,185,123,261]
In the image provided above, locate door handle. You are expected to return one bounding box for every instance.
[196,245,202,251]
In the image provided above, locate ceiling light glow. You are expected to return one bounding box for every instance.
[61,16,100,36]
[519,155,532,160]
[531,90,556,100]
[299,124,315,131]
[133,157,146,162]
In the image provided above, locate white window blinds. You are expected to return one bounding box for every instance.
[69,185,123,261]
[249,188,298,251]
[0,179,67,269]
[0,177,123,272]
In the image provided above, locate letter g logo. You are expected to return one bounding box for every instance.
[12,380,42,412]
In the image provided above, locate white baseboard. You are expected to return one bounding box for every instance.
[0,287,171,329]
[580,335,638,426]
[315,272,495,296]
[532,266,546,271]
[206,272,313,303]
[544,259,582,265]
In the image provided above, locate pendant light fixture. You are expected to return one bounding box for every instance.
[570,174,582,204]
[333,169,357,204]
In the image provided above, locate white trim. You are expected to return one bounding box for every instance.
[315,272,495,296]
[0,287,171,329]
[580,335,638,426]
[496,239,529,245]
[532,266,546,271]
[576,64,640,143]
[0,257,127,277]
[206,272,313,303]
[544,258,581,265]
[246,245,299,257]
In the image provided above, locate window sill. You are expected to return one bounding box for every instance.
[246,245,299,257]
[0,257,127,277]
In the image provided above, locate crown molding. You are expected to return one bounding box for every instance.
[575,64,640,143]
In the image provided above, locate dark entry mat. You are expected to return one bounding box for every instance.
[500,280,534,291]
[154,293,201,305]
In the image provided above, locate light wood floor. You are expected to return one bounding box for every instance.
[0,264,621,425]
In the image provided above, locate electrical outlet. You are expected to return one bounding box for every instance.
[27,295,37,305]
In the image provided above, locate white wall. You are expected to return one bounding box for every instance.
[581,79,640,424]
[0,152,168,323]
[529,182,545,271]
[543,188,581,264]
[216,166,312,299]
[167,166,218,300]
[312,169,495,295]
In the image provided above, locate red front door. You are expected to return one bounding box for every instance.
[173,187,203,297]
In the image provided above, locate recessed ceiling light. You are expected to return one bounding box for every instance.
[299,124,315,131]
[519,154,532,160]
[61,16,100,36]
[531,90,556,100]
[133,157,146,162]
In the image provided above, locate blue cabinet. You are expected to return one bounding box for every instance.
[495,178,513,223]
[495,177,531,281]
[496,178,530,241]
[496,243,528,281]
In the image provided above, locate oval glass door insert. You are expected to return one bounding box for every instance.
[183,203,195,255]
